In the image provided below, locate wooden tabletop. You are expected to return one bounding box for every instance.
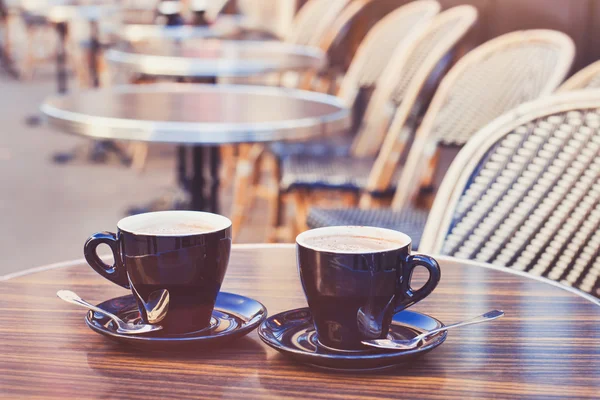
[1,244,599,399]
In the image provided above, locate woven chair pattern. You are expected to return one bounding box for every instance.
[337,1,439,106]
[272,1,439,163]
[390,11,466,105]
[281,155,399,193]
[584,74,600,89]
[390,31,574,210]
[269,0,439,161]
[441,108,600,296]
[558,60,600,91]
[352,6,473,157]
[433,44,568,146]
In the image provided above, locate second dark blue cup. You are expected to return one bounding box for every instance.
[296,226,441,350]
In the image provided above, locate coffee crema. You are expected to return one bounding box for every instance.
[302,235,403,252]
[132,222,216,235]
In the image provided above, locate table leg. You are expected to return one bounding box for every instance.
[209,146,220,214]
[177,146,189,189]
[89,19,99,88]
[56,21,68,94]
[189,145,220,213]
[49,22,73,161]
[191,146,206,211]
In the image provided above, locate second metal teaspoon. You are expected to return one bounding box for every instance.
[362,309,505,350]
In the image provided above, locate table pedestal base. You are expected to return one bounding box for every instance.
[127,145,221,215]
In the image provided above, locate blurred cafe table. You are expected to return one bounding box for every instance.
[104,38,326,218]
[1,245,599,399]
[40,83,349,216]
[105,38,325,80]
[116,14,263,42]
[20,0,119,92]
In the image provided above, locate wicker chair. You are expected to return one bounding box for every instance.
[269,0,441,160]
[391,29,575,210]
[205,0,230,23]
[417,91,600,298]
[558,60,600,91]
[231,0,441,240]
[306,29,576,247]
[285,0,351,46]
[277,5,477,239]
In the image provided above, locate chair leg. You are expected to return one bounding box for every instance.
[2,13,15,64]
[392,139,436,210]
[419,147,441,191]
[65,32,90,88]
[230,144,263,240]
[293,189,310,237]
[231,144,252,240]
[266,155,282,243]
[341,191,359,207]
[20,26,37,80]
[248,148,265,210]
[220,144,237,185]
[130,143,149,173]
[96,50,109,87]
[359,192,374,208]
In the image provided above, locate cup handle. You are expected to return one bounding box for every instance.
[83,232,129,289]
[394,254,441,313]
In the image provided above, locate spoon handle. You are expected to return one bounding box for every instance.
[56,290,122,324]
[417,309,504,341]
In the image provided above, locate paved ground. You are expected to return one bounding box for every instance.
[0,67,273,276]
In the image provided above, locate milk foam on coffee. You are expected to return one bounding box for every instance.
[133,222,216,235]
[117,210,232,236]
[302,235,402,252]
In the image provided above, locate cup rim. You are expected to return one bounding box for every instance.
[117,210,232,236]
[296,226,411,254]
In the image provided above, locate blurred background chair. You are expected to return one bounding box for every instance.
[204,0,230,23]
[231,0,442,240]
[284,0,351,46]
[419,90,600,298]
[558,59,600,91]
[276,5,477,240]
[305,29,575,247]
[236,0,296,39]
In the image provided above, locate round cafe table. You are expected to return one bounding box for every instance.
[40,83,350,215]
[104,36,326,219]
[1,245,599,398]
[105,38,325,78]
[116,15,261,42]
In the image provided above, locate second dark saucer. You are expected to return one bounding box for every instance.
[258,308,447,371]
[85,292,266,350]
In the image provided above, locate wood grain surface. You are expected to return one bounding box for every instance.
[1,244,599,399]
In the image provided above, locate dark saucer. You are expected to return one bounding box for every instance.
[258,308,447,371]
[85,292,267,350]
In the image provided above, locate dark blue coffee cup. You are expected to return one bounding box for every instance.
[84,211,232,334]
[296,226,440,350]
